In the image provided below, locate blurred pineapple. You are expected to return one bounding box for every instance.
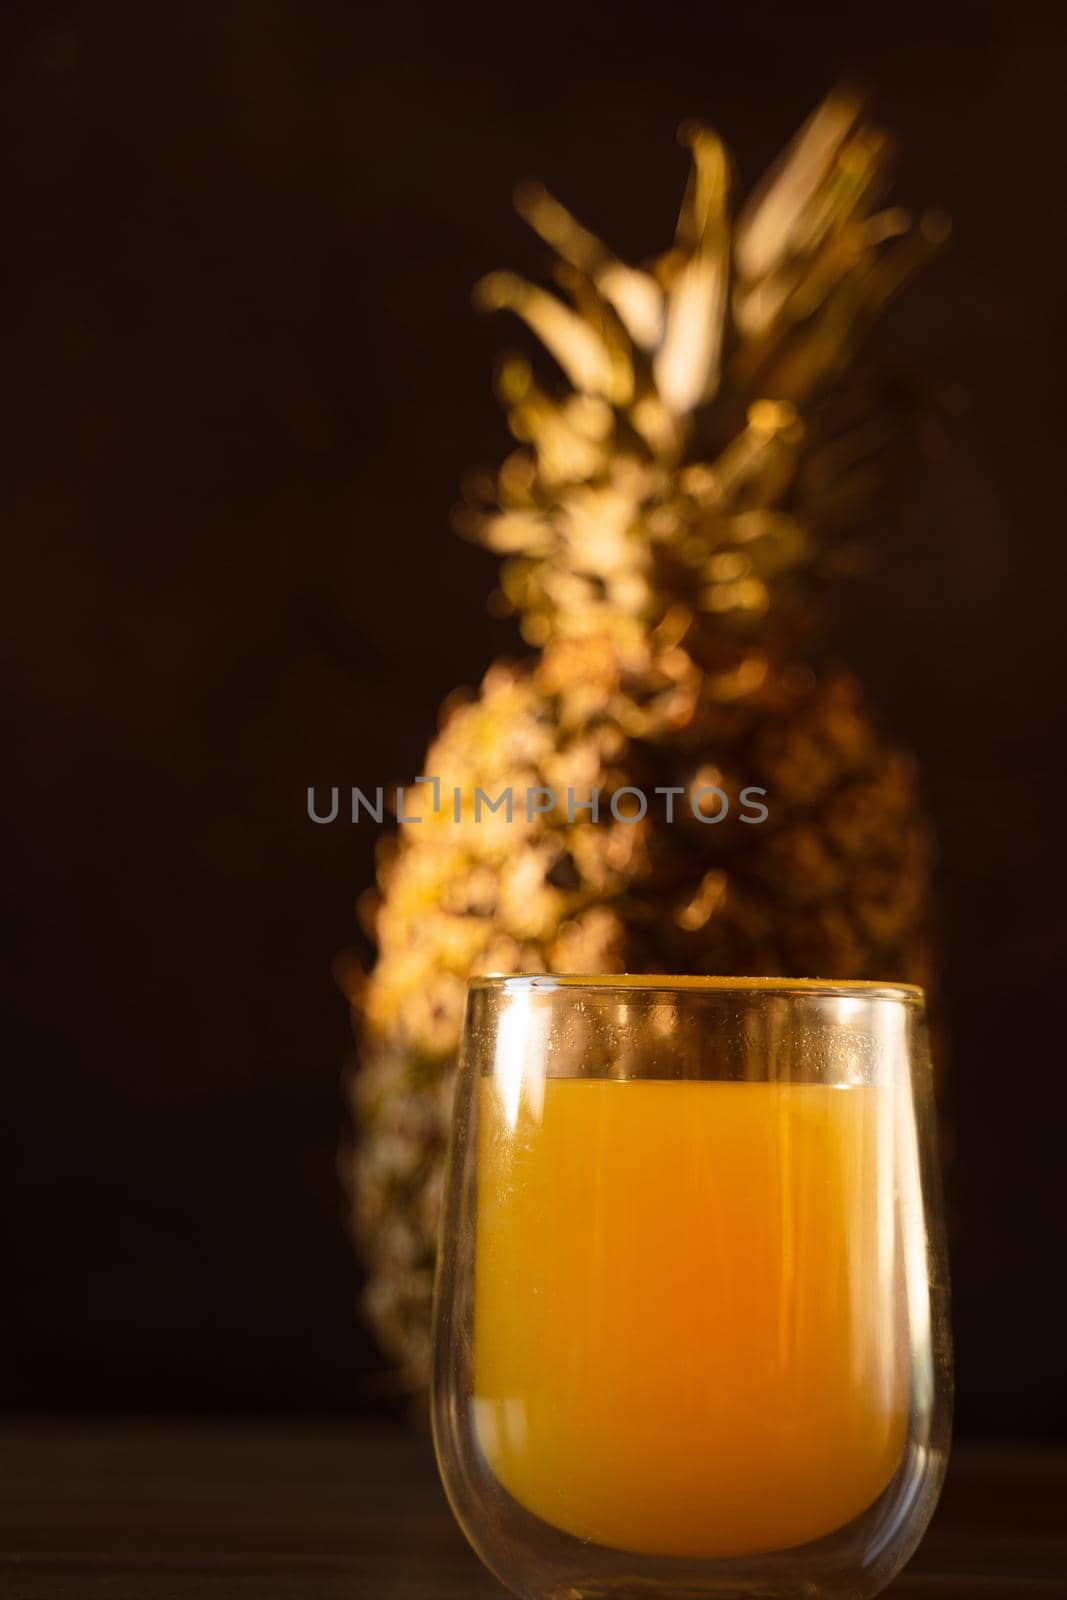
[348,90,946,1394]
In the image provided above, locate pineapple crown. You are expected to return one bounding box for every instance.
[459,88,947,683]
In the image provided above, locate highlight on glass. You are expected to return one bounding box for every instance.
[432,976,952,1600]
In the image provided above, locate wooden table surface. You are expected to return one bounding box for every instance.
[2,1425,1064,1598]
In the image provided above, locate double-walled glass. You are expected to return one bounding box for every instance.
[433,977,951,1600]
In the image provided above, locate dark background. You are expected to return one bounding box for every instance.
[6,1,1066,1437]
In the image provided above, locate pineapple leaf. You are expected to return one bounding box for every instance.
[515,181,664,350]
[475,271,632,404]
[653,126,730,414]
[735,85,866,282]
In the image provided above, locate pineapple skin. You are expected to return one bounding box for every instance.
[352,644,934,1394]
[348,91,944,1394]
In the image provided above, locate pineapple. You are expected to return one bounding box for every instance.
[348,90,946,1395]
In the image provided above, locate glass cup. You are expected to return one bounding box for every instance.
[432,976,952,1600]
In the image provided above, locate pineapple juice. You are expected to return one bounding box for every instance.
[473,1076,907,1558]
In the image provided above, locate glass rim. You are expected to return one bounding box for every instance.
[468,973,925,1005]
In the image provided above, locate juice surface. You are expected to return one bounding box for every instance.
[473,1077,907,1557]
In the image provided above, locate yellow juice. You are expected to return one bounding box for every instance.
[474,1077,907,1558]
